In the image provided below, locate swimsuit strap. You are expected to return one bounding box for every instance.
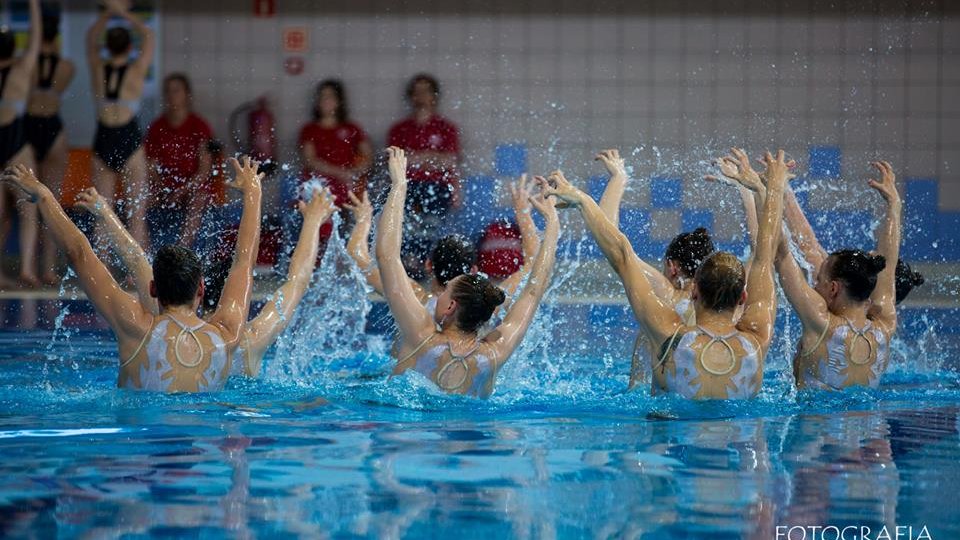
[37,54,58,89]
[104,63,128,100]
[433,342,480,392]
[165,315,207,369]
[695,326,738,376]
[120,316,155,369]
[654,325,685,371]
[801,315,834,360]
[842,316,875,366]
[397,333,437,366]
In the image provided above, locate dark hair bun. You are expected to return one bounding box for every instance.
[911,271,925,286]
[483,284,507,309]
[865,253,887,275]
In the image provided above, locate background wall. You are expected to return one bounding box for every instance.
[56,0,960,261]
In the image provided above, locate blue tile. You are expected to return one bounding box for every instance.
[681,209,714,232]
[904,178,938,212]
[495,143,527,177]
[650,177,683,208]
[808,146,841,178]
[807,210,876,249]
[903,178,940,261]
[587,175,609,202]
[937,211,960,262]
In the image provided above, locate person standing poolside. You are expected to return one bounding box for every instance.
[386,74,461,278]
[3,157,263,392]
[377,147,559,398]
[544,150,790,400]
[73,184,337,379]
[24,10,74,286]
[0,0,41,288]
[144,73,215,249]
[86,0,153,246]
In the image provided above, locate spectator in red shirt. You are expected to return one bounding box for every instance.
[386,73,461,277]
[144,73,215,250]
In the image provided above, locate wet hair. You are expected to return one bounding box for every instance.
[895,258,924,305]
[431,234,477,287]
[451,274,506,333]
[152,245,203,307]
[694,252,745,311]
[406,73,440,100]
[0,29,14,60]
[41,14,60,43]
[163,72,192,96]
[665,227,715,278]
[105,27,131,56]
[313,79,349,123]
[826,249,887,302]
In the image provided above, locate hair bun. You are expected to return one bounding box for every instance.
[911,271,925,286]
[484,284,507,309]
[866,253,887,274]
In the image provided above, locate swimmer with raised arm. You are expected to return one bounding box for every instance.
[376,147,559,398]
[73,184,337,378]
[710,148,923,305]
[345,173,541,308]
[86,0,153,245]
[772,161,902,390]
[543,151,790,399]
[3,157,263,392]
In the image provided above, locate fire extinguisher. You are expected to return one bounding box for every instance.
[229,95,277,171]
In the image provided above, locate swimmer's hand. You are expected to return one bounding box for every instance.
[705,147,765,192]
[867,161,900,206]
[299,186,336,224]
[74,188,108,217]
[761,150,791,190]
[226,155,264,196]
[386,146,407,187]
[529,189,560,223]
[345,190,373,223]
[2,164,46,203]
[538,171,583,208]
[595,149,627,179]
[509,174,534,214]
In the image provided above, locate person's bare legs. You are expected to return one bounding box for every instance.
[122,148,149,249]
[39,132,69,285]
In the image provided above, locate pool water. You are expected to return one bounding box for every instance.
[1,329,959,539]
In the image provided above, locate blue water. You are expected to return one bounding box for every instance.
[0,328,959,539]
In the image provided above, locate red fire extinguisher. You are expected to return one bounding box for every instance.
[229,95,277,166]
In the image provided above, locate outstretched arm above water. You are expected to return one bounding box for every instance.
[375,147,434,345]
[209,157,263,346]
[485,184,559,367]
[542,172,680,345]
[498,174,541,297]
[241,188,337,375]
[3,166,151,340]
[597,149,629,226]
[74,187,157,315]
[867,161,902,330]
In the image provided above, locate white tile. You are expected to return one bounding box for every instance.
[747,85,777,114]
[684,17,716,53]
[528,19,559,51]
[907,55,939,83]
[906,85,940,114]
[906,118,938,150]
[435,16,466,52]
[909,19,941,50]
[810,54,843,83]
[405,17,437,50]
[843,118,874,147]
[714,19,747,52]
[683,86,714,114]
[649,209,680,240]
[495,16,526,51]
[651,54,682,85]
[873,83,905,114]
[558,54,589,82]
[465,18,496,51]
[589,18,620,51]
[811,20,843,52]
[747,17,779,50]
[875,117,905,150]
[651,118,681,146]
[715,85,745,114]
[590,85,621,115]
[844,21,876,53]
[588,53,620,81]
[652,17,684,51]
[940,117,960,148]
[527,53,558,82]
[559,83,588,109]
[621,86,651,115]
[558,19,588,51]
[620,19,652,51]
[904,149,937,178]
[779,86,808,116]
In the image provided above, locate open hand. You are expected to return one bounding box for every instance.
[344,190,373,223]
[2,164,47,202]
[867,161,900,205]
[226,156,264,195]
[299,186,336,224]
[595,149,627,178]
[386,147,407,186]
[74,187,110,217]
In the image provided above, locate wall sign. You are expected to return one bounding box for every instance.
[283,26,308,53]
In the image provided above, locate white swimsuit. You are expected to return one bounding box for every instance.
[796,317,890,390]
[655,326,761,399]
[398,334,498,398]
[121,316,229,392]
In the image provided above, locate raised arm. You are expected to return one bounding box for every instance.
[498,175,541,297]
[866,161,902,329]
[706,148,768,254]
[209,157,263,345]
[784,185,827,274]
[543,172,680,344]
[109,0,155,69]
[85,7,111,69]
[774,234,830,336]
[596,149,629,225]
[242,189,336,373]
[375,147,433,343]
[485,188,559,365]
[18,0,41,73]
[737,151,789,350]
[3,166,150,337]
[74,187,157,314]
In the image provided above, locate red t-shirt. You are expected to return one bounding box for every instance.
[298,121,368,206]
[145,112,214,196]
[387,115,460,183]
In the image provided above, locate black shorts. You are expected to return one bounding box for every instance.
[0,116,26,166]
[24,114,64,162]
[93,119,142,173]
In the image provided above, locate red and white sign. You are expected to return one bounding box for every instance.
[284,56,304,76]
[283,27,308,53]
[253,0,274,17]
